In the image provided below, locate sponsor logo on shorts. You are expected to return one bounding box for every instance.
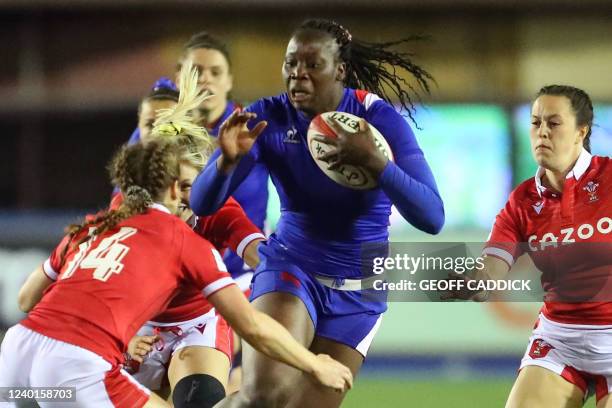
[529,338,554,359]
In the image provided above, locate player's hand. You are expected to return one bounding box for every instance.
[439,271,489,302]
[310,354,354,393]
[217,109,267,172]
[127,335,159,363]
[313,118,388,177]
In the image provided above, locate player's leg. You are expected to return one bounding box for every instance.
[226,332,243,395]
[130,324,175,394]
[288,336,364,408]
[168,346,230,408]
[143,393,171,408]
[505,366,584,408]
[0,325,35,407]
[0,326,33,387]
[29,336,155,408]
[157,312,233,408]
[216,291,315,408]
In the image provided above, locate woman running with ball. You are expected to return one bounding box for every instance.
[191,19,445,408]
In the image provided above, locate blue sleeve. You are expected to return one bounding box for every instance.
[369,102,445,234]
[127,127,141,146]
[190,100,266,216]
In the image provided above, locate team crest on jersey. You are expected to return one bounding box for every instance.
[583,181,599,202]
[283,127,300,144]
[532,201,544,215]
[528,338,554,359]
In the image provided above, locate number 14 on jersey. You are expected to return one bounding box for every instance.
[62,227,137,282]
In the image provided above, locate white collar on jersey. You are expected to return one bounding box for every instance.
[534,148,593,197]
[150,203,171,214]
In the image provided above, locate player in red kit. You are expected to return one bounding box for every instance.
[0,148,352,406]
[444,85,612,408]
[121,63,264,406]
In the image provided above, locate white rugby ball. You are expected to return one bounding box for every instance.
[307,111,394,190]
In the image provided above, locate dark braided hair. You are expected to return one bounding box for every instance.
[59,141,180,264]
[536,85,593,152]
[297,19,435,125]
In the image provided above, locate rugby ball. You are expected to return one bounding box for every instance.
[307,111,394,190]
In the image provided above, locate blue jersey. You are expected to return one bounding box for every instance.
[192,88,444,279]
[129,101,269,231]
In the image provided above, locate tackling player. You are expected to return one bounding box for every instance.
[124,63,264,407]
[128,31,269,281]
[444,85,612,408]
[0,139,353,408]
[190,19,445,408]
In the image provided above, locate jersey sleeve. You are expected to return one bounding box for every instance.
[43,235,72,281]
[483,194,525,267]
[195,196,265,256]
[365,97,445,234]
[179,226,236,297]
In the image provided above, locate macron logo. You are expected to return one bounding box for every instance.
[532,201,544,214]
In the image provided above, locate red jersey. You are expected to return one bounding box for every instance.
[22,204,235,364]
[484,150,612,324]
[152,197,264,323]
[110,193,264,323]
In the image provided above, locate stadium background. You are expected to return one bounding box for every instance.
[0,1,611,406]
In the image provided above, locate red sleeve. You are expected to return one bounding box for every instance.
[180,225,235,297]
[483,194,524,267]
[194,196,265,257]
[43,235,73,281]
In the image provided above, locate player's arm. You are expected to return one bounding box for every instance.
[441,255,511,301]
[199,197,265,268]
[370,104,445,234]
[18,265,54,312]
[242,239,262,269]
[441,197,521,301]
[18,234,73,312]
[190,109,267,216]
[208,284,353,392]
[314,102,444,234]
[182,232,350,392]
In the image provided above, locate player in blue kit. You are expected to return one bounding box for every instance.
[190,19,445,407]
[128,32,269,282]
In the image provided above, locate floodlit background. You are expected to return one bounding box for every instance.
[1,1,611,406]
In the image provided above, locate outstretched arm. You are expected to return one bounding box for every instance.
[190,110,267,215]
[208,284,353,393]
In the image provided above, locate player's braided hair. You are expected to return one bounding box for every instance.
[536,85,593,152]
[296,19,435,125]
[151,59,215,169]
[59,141,181,264]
